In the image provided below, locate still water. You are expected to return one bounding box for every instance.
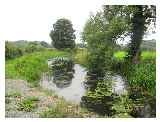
[40,64,87,104]
[40,62,127,104]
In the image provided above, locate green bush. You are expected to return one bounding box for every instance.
[5,42,23,60]
[5,41,47,60]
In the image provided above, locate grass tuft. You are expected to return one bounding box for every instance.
[17,97,39,112]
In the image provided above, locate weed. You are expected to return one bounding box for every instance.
[17,97,39,112]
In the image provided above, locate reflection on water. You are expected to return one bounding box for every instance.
[40,63,128,104]
[112,75,128,95]
[40,64,87,104]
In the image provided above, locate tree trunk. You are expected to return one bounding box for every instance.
[126,6,145,63]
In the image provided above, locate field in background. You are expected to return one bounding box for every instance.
[114,51,156,60]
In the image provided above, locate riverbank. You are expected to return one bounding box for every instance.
[5,79,100,118]
[5,49,70,86]
[5,49,101,117]
[5,48,156,117]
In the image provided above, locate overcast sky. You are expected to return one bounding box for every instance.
[0,0,103,43]
[0,0,156,44]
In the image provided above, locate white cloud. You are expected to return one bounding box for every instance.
[0,0,103,43]
[0,0,156,44]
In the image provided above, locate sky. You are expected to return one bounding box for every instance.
[0,0,156,44]
[0,0,103,44]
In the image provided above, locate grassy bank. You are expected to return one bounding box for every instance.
[6,49,69,86]
[114,51,156,96]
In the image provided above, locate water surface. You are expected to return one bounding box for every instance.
[40,64,87,104]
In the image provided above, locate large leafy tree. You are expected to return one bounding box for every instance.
[82,6,130,78]
[50,18,76,49]
[103,5,156,63]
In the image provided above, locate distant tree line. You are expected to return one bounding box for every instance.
[5,40,51,60]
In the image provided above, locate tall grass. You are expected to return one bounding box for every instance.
[6,49,69,86]
[74,48,88,67]
[113,51,156,96]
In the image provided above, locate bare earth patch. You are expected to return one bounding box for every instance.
[5,79,58,118]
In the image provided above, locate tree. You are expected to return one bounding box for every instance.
[50,18,76,49]
[82,7,130,79]
[125,5,156,62]
[103,5,156,63]
[40,41,51,48]
[5,41,23,59]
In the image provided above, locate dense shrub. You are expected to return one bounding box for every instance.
[5,42,23,60]
[5,41,48,60]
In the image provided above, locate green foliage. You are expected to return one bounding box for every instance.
[17,97,39,112]
[5,41,23,60]
[50,18,76,49]
[5,40,50,60]
[6,49,69,86]
[82,12,114,76]
[113,51,156,96]
[113,51,127,61]
[141,51,156,60]
[74,48,88,67]
[81,73,114,115]
[128,60,156,96]
[82,6,131,80]
[112,95,133,118]
[24,42,44,53]
[5,91,21,98]
[114,51,156,61]
[87,47,106,77]
[125,5,156,62]
[40,41,52,48]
